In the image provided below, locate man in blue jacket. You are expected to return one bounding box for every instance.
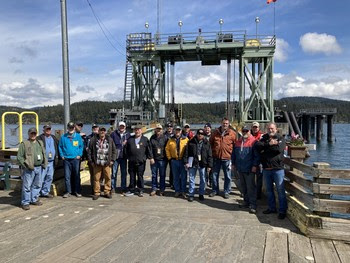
[231,126,259,214]
[59,122,84,198]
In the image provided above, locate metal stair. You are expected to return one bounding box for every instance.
[123,60,133,102]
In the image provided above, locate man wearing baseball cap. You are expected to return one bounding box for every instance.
[17,127,47,210]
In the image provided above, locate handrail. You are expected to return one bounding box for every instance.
[1,112,20,150]
[19,112,39,144]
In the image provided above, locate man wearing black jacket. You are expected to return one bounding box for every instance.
[38,125,59,198]
[124,125,154,197]
[184,129,213,202]
[256,123,287,219]
[149,124,168,196]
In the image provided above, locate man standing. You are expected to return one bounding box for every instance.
[256,123,287,219]
[124,125,153,197]
[38,125,59,198]
[88,126,117,200]
[165,126,189,198]
[110,121,130,194]
[149,124,168,196]
[231,127,259,214]
[59,122,84,198]
[204,122,213,187]
[184,128,213,202]
[209,117,236,199]
[164,123,174,189]
[86,124,99,194]
[17,128,47,210]
[250,121,264,199]
[182,123,194,140]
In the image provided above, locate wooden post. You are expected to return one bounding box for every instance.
[310,116,315,136]
[327,115,333,142]
[313,162,331,217]
[316,115,322,141]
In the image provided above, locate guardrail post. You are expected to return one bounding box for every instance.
[312,162,331,217]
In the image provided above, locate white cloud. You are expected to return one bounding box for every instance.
[299,33,342,55]
[275,38,289,62]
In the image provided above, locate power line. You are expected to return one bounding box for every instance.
[86,0,125,57]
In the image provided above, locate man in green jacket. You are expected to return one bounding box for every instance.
[17,127,47,210]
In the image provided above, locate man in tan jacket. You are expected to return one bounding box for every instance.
[209,118,236,199]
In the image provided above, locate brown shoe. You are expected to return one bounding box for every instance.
[92,195,100,200]
[21,204,30,210]
[105,193,112,199]
[150,190,156,196]
[159,191,165,196]
[31,201,43,206]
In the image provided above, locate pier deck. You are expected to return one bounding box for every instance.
[1,173,349,263]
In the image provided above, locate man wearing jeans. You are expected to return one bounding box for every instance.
[149,124,168,196]
[38,125,59,198]
[184,129,213,202]
[231,127,259,214]
[256,122,287,219]
[59,122,84,198]
[17,127,47,210]
[110,121,130,194]
[209,118,236,199]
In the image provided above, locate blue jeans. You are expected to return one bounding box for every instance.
[263,169,287,214]
[171,159,187,193]
[21,166,42,205]
[64,159,81,194]
[41,161,54,196]
[188,167,206,196]
[212,159,232,194]
[151,160,166,192]
[112,158,127,191]
[237,172,257,209]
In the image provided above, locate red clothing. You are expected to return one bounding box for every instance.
[251,130,263,141]
[209,128,236,160]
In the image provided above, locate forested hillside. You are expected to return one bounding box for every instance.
[0,97,349,124]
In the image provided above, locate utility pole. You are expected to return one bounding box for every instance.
[60,0,70,128]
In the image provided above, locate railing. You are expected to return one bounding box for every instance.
[284,158,350,217]
[298,108,337,115]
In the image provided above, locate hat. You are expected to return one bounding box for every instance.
[155,124,163,129]
[197,129,205,135]
[242,126,249,132]
[92,123,99,128]
[99,126,106,131]
[75,121,83,127]
[134,124,142,129]
[184,123,190,128]
[28,127,37,134]
[175,126,182,130]
[119,121,126,127]
[252,121,260,128]
[67,122,75,129]
[166,123,173,128]
[43,124,51,130]
[204,123,211,128]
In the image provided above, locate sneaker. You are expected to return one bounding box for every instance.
[249,208,257,214]
[92,195,100,200]
[138,191,144,197]
[278,213,286,220]
[63,193,71,198]
[21,204,30,210]
[31,201,43,206]
[174,192,181,197]
[181,193,187,199]
[209,192,217,197]
[150,190,156,196]
[199,195,204,201]
[263,209,277,214]
[159,191,165,196]
[105,193,112,199]
[41,194,54,198]
[188,196,194,202]
[75,193,82,198]
[224,193,230,199]
[124,191,134,197]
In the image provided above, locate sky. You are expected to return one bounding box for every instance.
[1,0,350,108]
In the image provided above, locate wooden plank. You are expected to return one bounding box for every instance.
[310,239,341,263]
[333,241,350,263]
[283,158,318,176]
[285,181,314,209]
[313,183,350,195]
[263,232,288,263]
[286,170,313,191]
[288,232,315,263]
[0,157,19,164]
[313,199,350,214]
[318,169,350,179]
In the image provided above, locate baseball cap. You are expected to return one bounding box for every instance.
[184,123,190,128]
[67,122,75,129]
[155,124,163,129]
[92,123,99,128]
[99,126,106,131]
[204,123,211,128]
[197,129,205,135]
[28,127,37,134]
[175,126,182,130]
[119,121,126,127]
[242,126,250,132]
[252,121,260,128]
[75,121,83,127]
[134,124,142,129]
[43,124,51,130]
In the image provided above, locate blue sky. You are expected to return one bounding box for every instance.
[1,0,349,107]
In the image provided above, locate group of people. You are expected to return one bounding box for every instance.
[17,118,288,220]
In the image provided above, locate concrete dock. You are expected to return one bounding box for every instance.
[0,171,349,263]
